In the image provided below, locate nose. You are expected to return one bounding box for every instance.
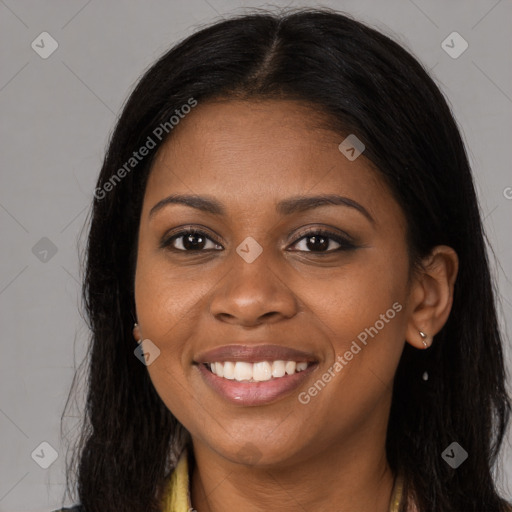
[209,250,299,327]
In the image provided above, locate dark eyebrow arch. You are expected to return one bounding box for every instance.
[276,194,374,223]
[149,193,374,224]
[149,194,224,217]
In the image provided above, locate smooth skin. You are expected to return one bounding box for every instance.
[132,99,458,512]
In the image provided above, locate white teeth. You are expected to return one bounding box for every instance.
[296,362,308,372]
[208,360,311,381]
[214,362,224,378]
[223,361,235,379]
[234,362,253,381]
[253,361,272,381]
[271,360,286,378]
[285,361,296,375]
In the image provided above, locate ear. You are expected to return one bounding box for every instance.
[405,245,459,349]
[133,322,142,343]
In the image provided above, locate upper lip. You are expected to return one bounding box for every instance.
[194,344,319,364]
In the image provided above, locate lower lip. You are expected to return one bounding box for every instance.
[196,363,317,406]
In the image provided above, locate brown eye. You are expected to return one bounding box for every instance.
[161,229,223,252]
[289,229,356,253]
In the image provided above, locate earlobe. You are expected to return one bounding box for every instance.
[133,322,142,343]
[405,245,459,349]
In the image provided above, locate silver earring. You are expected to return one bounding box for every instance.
[134,323,142,344]
[419,331,429,381]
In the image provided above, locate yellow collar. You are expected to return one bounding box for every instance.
[162,449,406,512]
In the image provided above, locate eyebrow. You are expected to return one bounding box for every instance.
[149,193,374,223]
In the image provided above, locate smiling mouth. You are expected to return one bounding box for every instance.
[204,360,312,382]
[197,357,318,406]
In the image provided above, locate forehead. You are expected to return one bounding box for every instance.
[143,99,403,229]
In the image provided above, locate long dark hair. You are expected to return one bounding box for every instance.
[61,8,511,511]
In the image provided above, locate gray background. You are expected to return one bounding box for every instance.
[1,0,511,510]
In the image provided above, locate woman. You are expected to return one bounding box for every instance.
[56,8,512,512]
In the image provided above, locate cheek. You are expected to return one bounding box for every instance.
[133,246,197,407]
[292,277,407,445]
[308,246,408,337]
[134,235,205,338]
[305,246,409,392]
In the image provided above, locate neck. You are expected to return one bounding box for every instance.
[190,429,395,512]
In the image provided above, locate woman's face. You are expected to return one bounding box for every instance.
[133,99,413,466]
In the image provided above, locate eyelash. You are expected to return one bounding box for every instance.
[160,227,356,254]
